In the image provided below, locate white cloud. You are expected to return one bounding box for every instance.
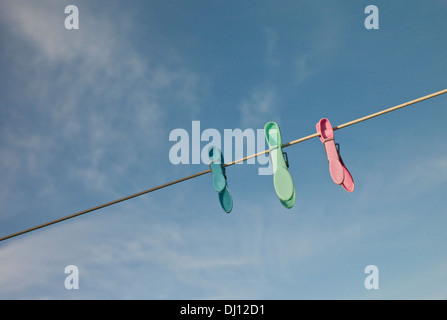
[0,0,203,197]
[264,27,280,67]
[293,3,344,85]
[239,85,279,128]
[0,3,209,299]
[396,155,447,188]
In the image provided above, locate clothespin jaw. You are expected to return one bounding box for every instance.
[316,118,354,192]
[264,122,296,208]
[208,146,233,213]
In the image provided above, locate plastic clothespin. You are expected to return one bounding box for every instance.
[335,143,354,192]
[208,146,233,213]
[264,121,296,208]
[316,118,354,192]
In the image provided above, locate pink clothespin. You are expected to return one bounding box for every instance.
[316,118,354,192]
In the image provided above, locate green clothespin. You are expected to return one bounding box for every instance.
[208,146,233,213]
[264,122,296,208]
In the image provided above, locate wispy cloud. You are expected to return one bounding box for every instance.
[292,3,344,85]
[395,154,447,189]
[0,2,208,299]
[264,27,280,67]
[239,85,279,128]
[0,0,203,196]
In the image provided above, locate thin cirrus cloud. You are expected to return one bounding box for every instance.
[238,6,345,128]
[239,85,279,128]
[0,0,203,196]
[0,2,209,298]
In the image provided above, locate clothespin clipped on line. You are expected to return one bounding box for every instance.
[264,121,296,209]
[208,146,233,213]
[316,118,354,192]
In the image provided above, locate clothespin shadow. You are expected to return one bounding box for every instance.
[208,146,233,213]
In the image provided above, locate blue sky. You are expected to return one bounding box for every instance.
[0,0,446,299]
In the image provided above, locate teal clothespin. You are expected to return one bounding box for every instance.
[264,122,296,208]
[208,146,233,213]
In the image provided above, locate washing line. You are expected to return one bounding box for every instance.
[1,88,446,242]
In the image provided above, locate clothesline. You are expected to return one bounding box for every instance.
[1,88,446,242]
[226,88,447,166]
